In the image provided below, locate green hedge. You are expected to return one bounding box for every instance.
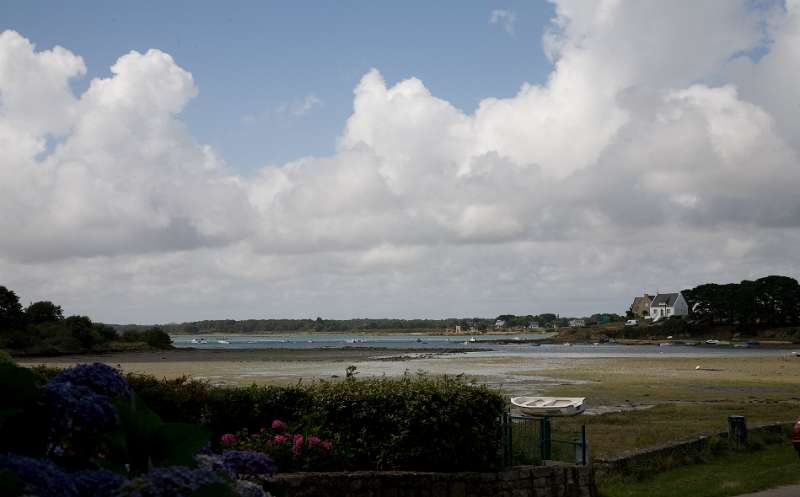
[117,373,505,472]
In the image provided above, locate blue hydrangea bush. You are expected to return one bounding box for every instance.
[0,362,275,497]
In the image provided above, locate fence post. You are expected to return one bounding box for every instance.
[503,411,511,467]
[540,416,552,461]
[728,415,747,449]
[581,424,587,465]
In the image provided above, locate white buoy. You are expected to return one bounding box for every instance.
[695,365,701,370]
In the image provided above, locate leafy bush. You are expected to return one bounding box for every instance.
[31,367,507,471]
[0,362,274,497]
[124,372,505,472]
[221,420,334,472]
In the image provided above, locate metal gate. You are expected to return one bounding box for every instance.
[501,412,588,467]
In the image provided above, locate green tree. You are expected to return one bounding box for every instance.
[0,286,24,333]
[94,323,118,342]
[65,315,97,348]
[143,327,172,349]
[24,301,64,325]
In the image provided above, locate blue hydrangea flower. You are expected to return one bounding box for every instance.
[113,466,225,497]
[0,453,78,497]
[221,450,276,477]
[195,453,229,476]
[44,381,119,435]
[50,363,130,399]
[72,469,125,497]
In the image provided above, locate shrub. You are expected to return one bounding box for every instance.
[31,367,507,471]
[127,373,505,472]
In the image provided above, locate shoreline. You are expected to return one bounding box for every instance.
[13,346,479,364]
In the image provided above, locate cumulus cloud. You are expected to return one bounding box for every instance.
[489,9,517,36]
[2,0,800,322]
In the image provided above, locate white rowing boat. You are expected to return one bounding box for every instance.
[511,396,586,417]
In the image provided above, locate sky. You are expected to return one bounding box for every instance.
[1,0,799,324]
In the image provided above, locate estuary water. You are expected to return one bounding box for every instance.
[170,333,794,358]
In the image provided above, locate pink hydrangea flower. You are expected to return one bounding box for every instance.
[274,434,288,444]
[321,440,332,451]
[220,433,238,445]
[308,436,321,447]
[271,419,286,431]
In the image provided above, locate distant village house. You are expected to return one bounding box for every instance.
[649,292,689,321]
[629,294,653,318]
[568,319,585,328]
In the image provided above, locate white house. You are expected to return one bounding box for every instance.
[649,292,689,321]
[568,319,585,328]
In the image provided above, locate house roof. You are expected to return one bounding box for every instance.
[651,293,680,307]
[631,295,653,306]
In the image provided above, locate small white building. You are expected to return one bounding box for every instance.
[568,319,585,328]
[649,292,689,321]
[494,319,506,328]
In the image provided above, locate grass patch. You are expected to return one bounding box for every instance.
[553,402,797,459]
[522,356,800,459]
[598,442,800,497]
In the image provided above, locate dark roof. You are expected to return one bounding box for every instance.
[651,293,680,307]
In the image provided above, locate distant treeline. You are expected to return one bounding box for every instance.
[112,312,625,335]
[114,318,495,335]
[682,275,800,327]
[0,285,172,354]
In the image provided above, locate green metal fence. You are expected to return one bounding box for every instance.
[501,412,588,466]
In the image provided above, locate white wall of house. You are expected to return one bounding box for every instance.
[649,293,689,320]
[673,294,689,316]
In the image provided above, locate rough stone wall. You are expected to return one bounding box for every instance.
[594,422,792,478]
[256,463,595,497]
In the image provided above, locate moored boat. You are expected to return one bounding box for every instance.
[511,396,586,417]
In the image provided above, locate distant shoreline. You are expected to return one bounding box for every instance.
[14,346,479,365]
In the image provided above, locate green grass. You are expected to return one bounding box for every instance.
[599,442,800,497]
[521,356,800,459]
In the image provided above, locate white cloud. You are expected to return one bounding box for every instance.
[489,9,517,36]
[277,93,322,116]
[2,0,800,321]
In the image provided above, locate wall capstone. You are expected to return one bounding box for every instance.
[254,463,595,497]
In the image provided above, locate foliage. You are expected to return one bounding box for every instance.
[118,327,173,349]
[683,275,800,329]
[123,372,506,471]
[24,301,64,326]
[0,285,168,355]
[0,361,273,497]
[221,421,332,472]
[0,286,25,332]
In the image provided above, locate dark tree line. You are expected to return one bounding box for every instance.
[682,275,800,327]
[115,317,499,335]
[0,285,171,354]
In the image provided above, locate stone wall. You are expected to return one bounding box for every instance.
[594,422,791,478]
[256,463,595,497]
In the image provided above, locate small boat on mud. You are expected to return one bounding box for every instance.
[511,396,586,417]
[217,339,230,344]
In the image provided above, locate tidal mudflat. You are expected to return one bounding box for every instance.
[19,346,800,458]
